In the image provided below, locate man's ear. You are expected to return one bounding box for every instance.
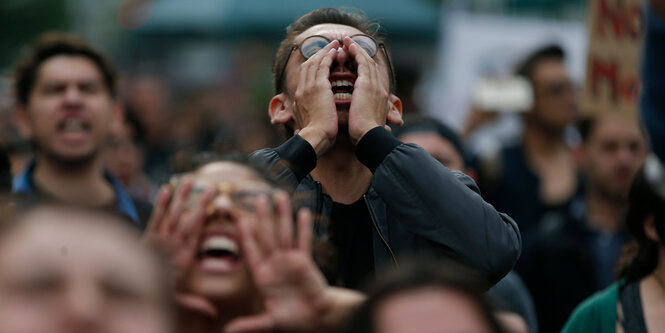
[386,94,403,126]
[644,215,660,243]
[269,93,294,125]
[14,105,33,140]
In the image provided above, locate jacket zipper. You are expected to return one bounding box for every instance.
[363,194,398,266]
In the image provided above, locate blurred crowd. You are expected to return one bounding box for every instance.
[0,2,665,333]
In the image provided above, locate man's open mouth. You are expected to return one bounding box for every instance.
[331,79,354,104]
[57,118,91,133]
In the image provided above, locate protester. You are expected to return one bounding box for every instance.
[520,114,647,332]
[476,44,579,252]
[345,257,505,333]
[251,7,520,289]
[144,157,365,333]
[105,107,158,202]
[123,75,175,185]
[562,163,665,332]
[393,115,470,174]
[11,33,151,228]
[0,205,173,333]
[394,114,537,333]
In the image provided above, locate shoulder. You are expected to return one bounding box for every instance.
[562,282,621,333]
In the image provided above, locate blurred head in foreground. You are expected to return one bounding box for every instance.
[345,257,504,333]
[0,205,172,333]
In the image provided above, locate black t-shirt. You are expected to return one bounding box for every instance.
[330,199,374,290]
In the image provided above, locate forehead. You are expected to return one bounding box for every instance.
[376,287,489,333]
[0,210,155,278]
[195,162,263,184]
[532,59,568,83]
[295,23,365,43]
[36,55,104,85]
[590,116,642,142]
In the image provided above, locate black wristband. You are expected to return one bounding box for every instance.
[355,126,401,173]
[275,135,317,181]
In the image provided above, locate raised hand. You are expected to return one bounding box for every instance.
[345,36,402,144]
[292,40,340,156]
[143,177,217,317]
[225,192,364,333]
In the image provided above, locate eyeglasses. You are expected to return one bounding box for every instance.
[275,34,395,93]
[169,176,275,214]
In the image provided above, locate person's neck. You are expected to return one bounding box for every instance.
[522,120,566,156]
[33,154,114,207]
[311,136,372,205]
[584,186,626,234]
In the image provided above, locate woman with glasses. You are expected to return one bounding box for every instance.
[144,157,364,333]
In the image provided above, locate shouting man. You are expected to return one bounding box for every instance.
[252,8,520,288]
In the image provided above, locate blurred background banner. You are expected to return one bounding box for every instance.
[581,0,644,118]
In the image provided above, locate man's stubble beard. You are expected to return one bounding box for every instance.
[34,139,100,172]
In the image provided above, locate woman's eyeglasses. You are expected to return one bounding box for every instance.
[169,176,276,214]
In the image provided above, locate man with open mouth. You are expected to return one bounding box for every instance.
[11,33,151,229]
[252,8,522,289]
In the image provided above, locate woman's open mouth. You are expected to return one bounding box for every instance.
[196,233,241,273]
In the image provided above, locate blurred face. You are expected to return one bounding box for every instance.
[105,121,142,184]
[529,59,577,133]
[20,55,116,165]
[184,162,271,307]
[374,287,493,333]
[282,24,392,130]
[583,116,647,200]
[0,209,170,333]
[125,77,168,141]
[398,132,464,171]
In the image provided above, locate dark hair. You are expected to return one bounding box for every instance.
[392,115,469,167]
[273,8,395,94]
[123,106,147,148]
[345,257,504,333]
[515,44,565,82]
[577,117,596,142]
[578,115,646,143]
[170,151,289,192]
[617,165,665,282]
[13,32,117,106]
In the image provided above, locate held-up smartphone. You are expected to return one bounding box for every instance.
[472,76,533,112]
